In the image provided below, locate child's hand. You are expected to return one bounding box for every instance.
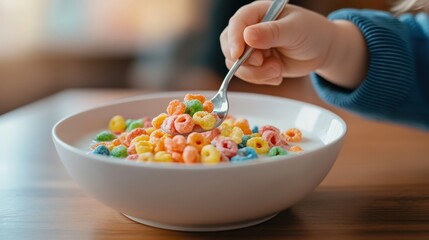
[220,1,367,89]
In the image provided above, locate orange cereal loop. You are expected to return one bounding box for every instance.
[187,132,209,152]
[164,135,187,153]
[174,114,195,134]
[183,145,200,164]
[284,128,302,142]
[150,129,166,143]
[125,128,147,145]
[108,139,122,151]
[233,118,252,135]
[151,113,168,129]
[184,94,206,104]
[166,100,186,116]
[171,151,184,163]
[203,101,214,113]
[289,145,303,152]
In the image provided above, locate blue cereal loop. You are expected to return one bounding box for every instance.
[231,147,258,162]
[252,126,259,133]
[93,145,110,156]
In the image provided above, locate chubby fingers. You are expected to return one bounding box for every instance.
[225,55,283,85]
[226,1,274,59]
[220,27,264,67]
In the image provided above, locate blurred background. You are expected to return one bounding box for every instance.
[0,0,389,114]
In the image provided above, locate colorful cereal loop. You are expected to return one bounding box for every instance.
[187,132,209,152]
[233,118,252,135]
[193,111,217,130]
[166,100,186,116]
[184,93,206,104]
[135,141,153,154]
[183,145,200,164]
[261,130,281,147]
[153,151,172,162]
[164,135,187,153]
[109,115,126,134]
[174,114,195,134]
[229,126,244,144]
[289,145,303,152]
[125,128,147,146]
[137,152,154,162]
[200,145,221,164]
[283,128,303,142]
[151,113,168,129]
[202,101,214,113]
[215,138,238,159]
[160,115,179,135]
[246,137,269,154]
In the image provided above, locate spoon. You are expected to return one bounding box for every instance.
[163,0,288,135]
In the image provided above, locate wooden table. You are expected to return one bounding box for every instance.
[1,77,429,239]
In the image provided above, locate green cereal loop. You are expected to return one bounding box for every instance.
[94,130,116,142]
[268,146,288,157]
[185,100,204,117]
[125,119,133,128]
[126,119,143,132]
[111,145,128,158]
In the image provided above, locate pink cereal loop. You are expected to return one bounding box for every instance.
[160,115,179,135]
[215,138,238,159]
[262,130,282,147]
[174,114,195,134]
[258,125,280,135]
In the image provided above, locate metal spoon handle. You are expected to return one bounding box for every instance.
[218,0,288,93]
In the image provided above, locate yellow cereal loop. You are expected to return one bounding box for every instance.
[246,137,269,154]
[220,121,233,137]
[131,135,150,144]
[193,111,216,130]
[153,151,172,162]
[137,152,154,162]
[200,145,221,164]
[135,141,153,154]
[151,113,168,129]
[230,126,244,144]
[144,127,156,135]
[109,115,126,134]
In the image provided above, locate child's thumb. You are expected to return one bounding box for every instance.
[244,21,288,49]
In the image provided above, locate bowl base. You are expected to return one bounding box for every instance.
[123,213,279,232]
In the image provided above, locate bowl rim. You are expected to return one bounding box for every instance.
[52,90,347,170]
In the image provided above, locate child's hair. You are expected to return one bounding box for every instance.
[392,0,429,13]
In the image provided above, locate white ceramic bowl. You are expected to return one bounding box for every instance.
[52,91,346,232]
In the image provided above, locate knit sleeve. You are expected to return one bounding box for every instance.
[311,10,429,130]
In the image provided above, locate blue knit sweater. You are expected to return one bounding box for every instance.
[311,10,429,130]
